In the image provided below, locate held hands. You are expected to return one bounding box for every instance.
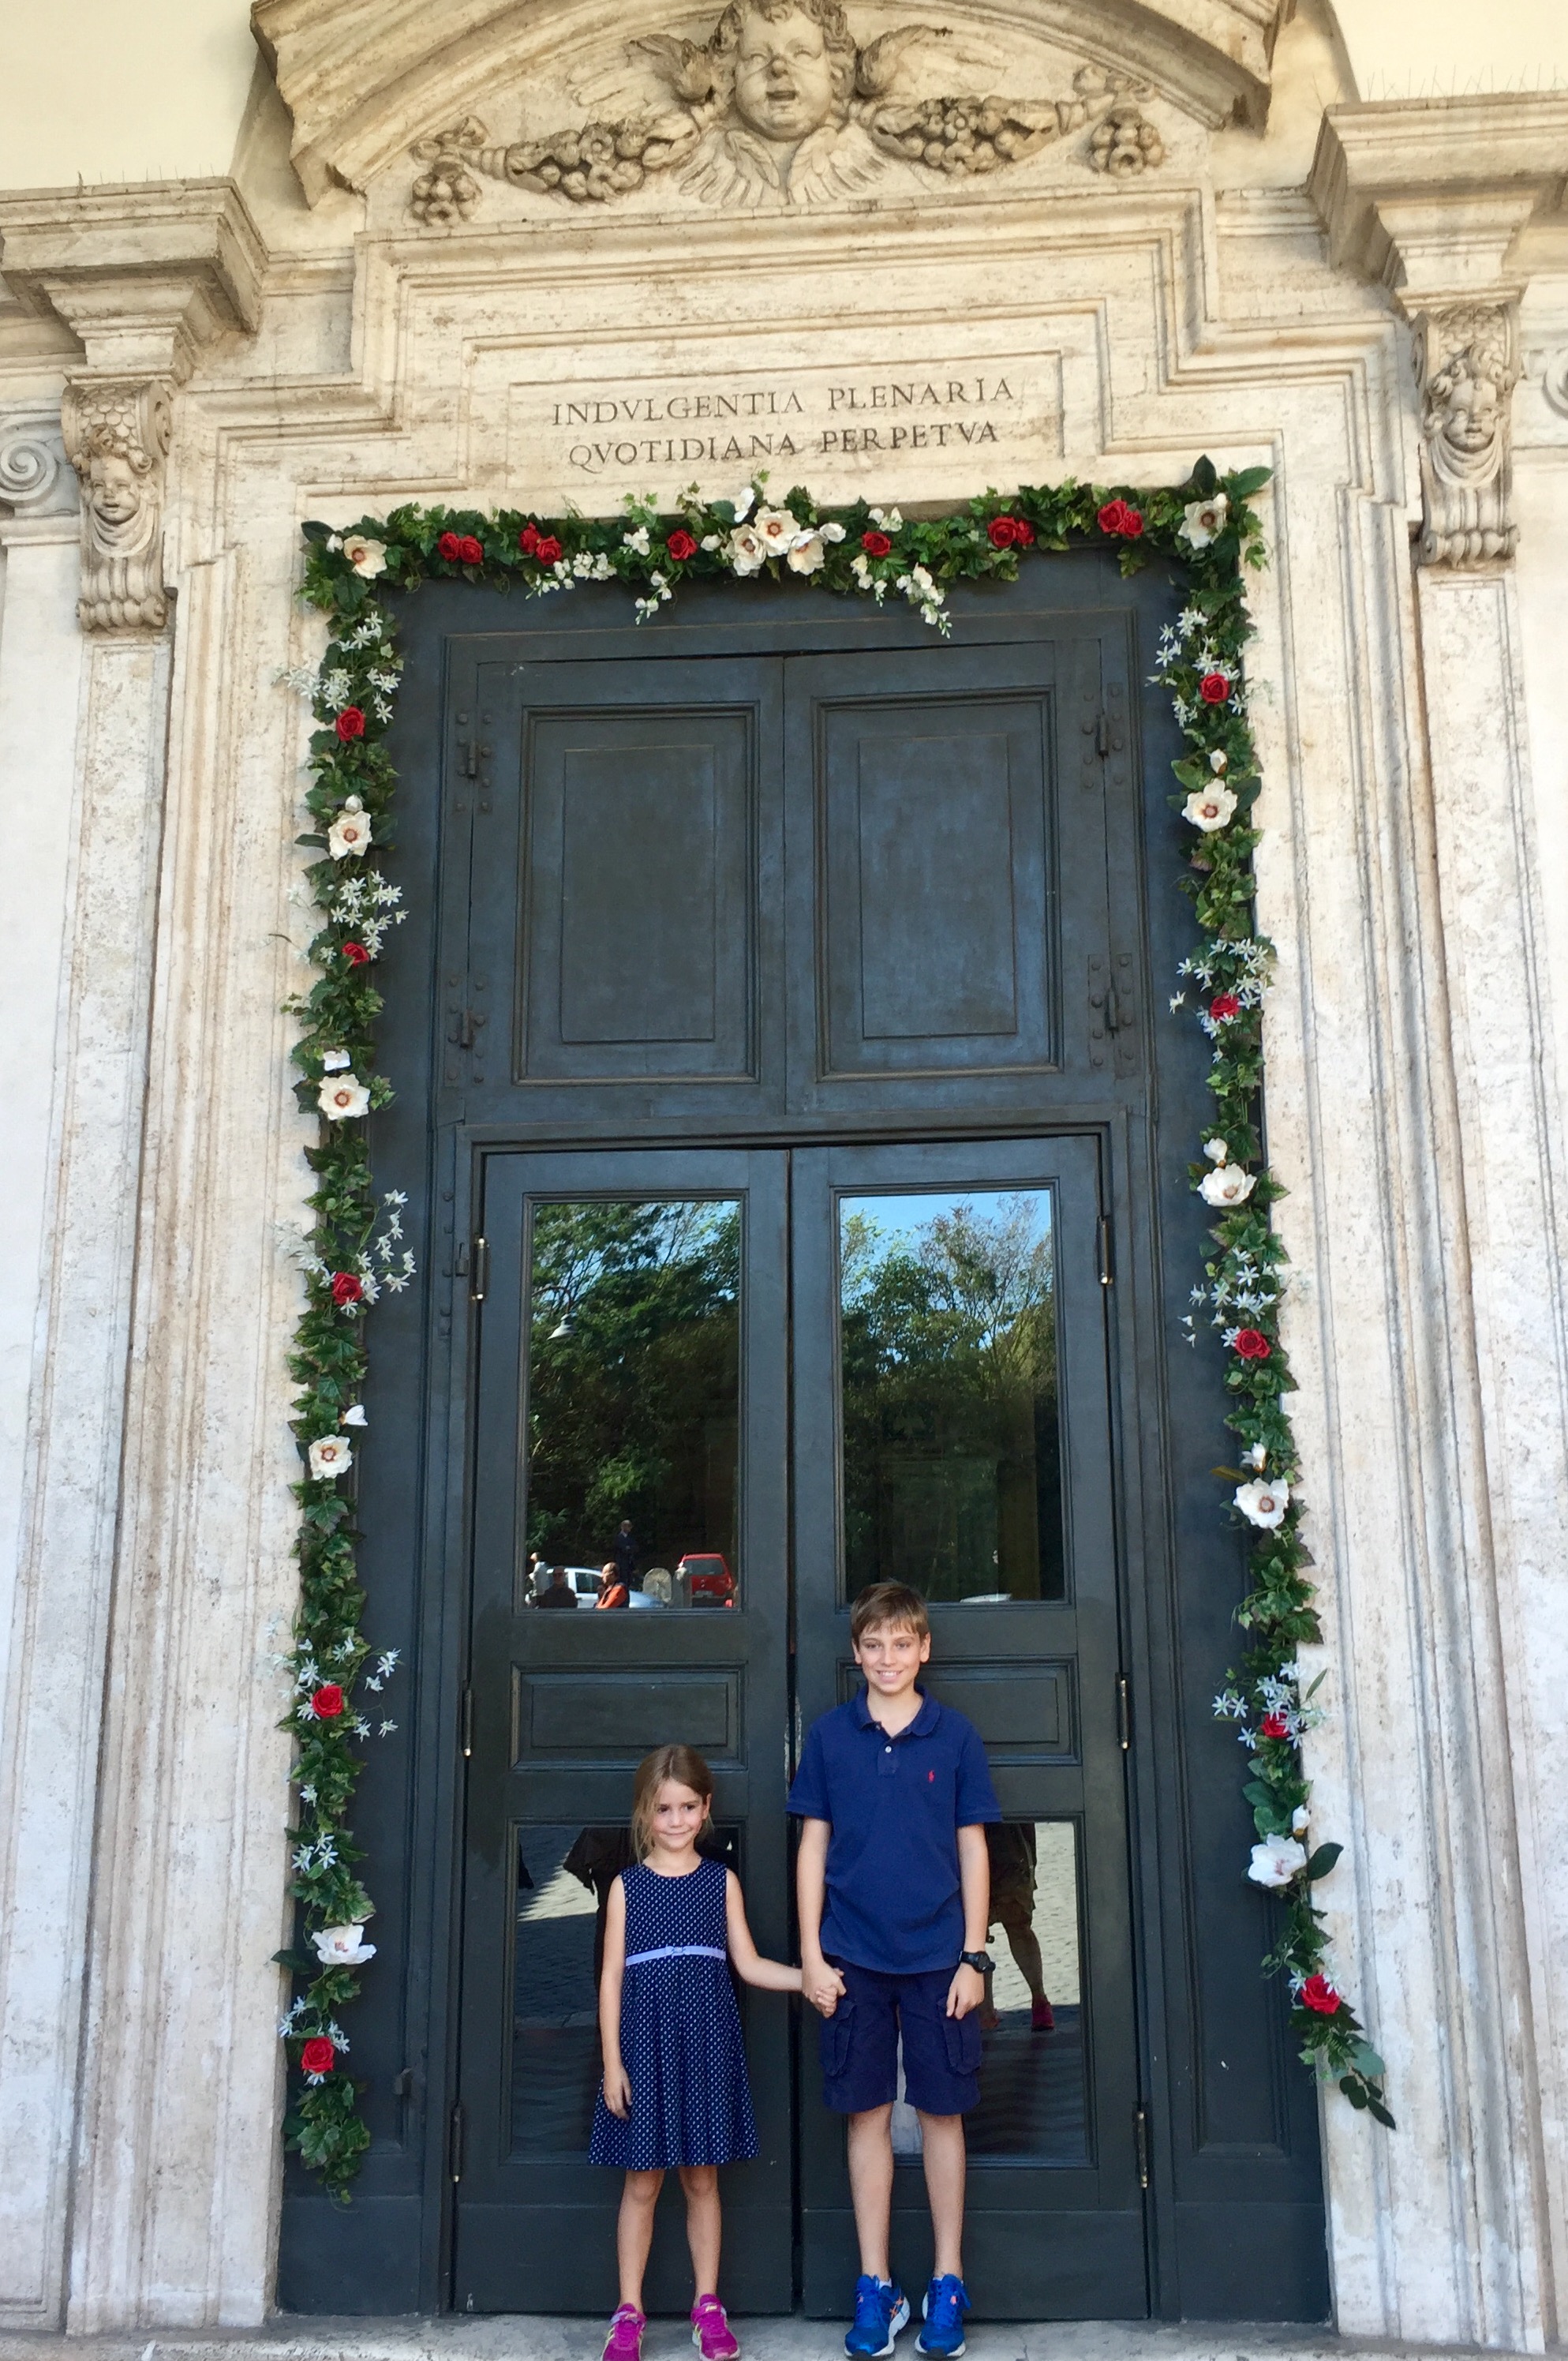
[945,1963,986,2020]
[802,1955,846,2017]
[603,2059,632,2119]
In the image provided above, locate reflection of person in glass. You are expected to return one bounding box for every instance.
[597,1562,631,1611]
[979,1824,1053,2033]
[534,1563,578,1610]
[590,1745,810,2361]
[613,1519,643,1591]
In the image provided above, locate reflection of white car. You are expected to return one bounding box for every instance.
[548,1565,667,1610]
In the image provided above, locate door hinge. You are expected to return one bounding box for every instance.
[470,1235,488,1302]
[1097,1214,1113,1288]
[461,1683,473,1760]
[450,1007,488,1050]
[450,2101,465,2183]
[1117,1674,1132,1751]
[1134,2104,1150,2190]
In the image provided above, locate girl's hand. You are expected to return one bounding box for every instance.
[803,1958,845,2016]
[604,2059,632,2119]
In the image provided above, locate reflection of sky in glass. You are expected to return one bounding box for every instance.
[839,1189,1052,1269]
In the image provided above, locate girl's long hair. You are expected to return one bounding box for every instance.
[631,1744,716,1861]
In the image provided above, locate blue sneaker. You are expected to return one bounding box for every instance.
[845,2275,910,2359]
[916,2276,970,2359]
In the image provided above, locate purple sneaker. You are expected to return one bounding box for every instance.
[692,2295,741,2361]
[603,2304,645,2361]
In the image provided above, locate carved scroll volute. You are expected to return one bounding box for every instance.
[60,377,174,631]
[1412,302,1519,568]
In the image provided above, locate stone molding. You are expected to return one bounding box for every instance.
[0,182,265,632]
[252,0,1292,204]
[1309,97,1568,568]
[0,411,77,523]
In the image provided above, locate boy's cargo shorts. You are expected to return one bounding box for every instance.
[819,1957,982,2116]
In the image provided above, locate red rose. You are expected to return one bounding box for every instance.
[987,515,1020,549]
[665,529,698,562]
[331,1271,364,1307]
[1199,671,1232,705]
[334,707,365,742]
[342,940,370,966]
[1210,993,1241,1021]
[311,1684,346,1719]
[300,2036,337,2074]
[1097,499,1129,534]
[1013,519,1036,546]
[437,531,462,561]
[1259,1711,1289,1739]
[534,535,563,566]
[1233,1328,1271,1361]
[1121,507,1144,536]
[458,534,484,565]
[518,523,540,555]
[1300,1973,1341,2017]
[861,529,893,557]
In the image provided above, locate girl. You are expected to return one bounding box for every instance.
[591,1744,802,2361]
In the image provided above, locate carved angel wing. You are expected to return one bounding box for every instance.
[786,121,889,205]
[679,124,784,210]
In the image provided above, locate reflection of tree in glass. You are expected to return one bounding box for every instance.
[840,1197,1062,1602]
[526,1200,740,1573]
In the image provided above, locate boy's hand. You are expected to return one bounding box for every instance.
[946,1963,986,2020]
[803,1958,845,2016]
[603,2059,632,2118]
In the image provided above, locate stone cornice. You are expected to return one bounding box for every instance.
[252,0,1293,204]
[0,181,267,379]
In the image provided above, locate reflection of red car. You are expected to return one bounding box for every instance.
[677,1553,736,1604]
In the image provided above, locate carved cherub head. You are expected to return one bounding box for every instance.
[83,429,154,529]
[1422,319,1512,472]
[708,0,857,139]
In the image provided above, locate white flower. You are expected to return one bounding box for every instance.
[322,1047,352,1072]
[311,1923,377,1966]
[1178,492,1229,550]
[326,534,342,553]
[1235,1477,1290,1529]
[1198,1162,1256,1208]
[308,1433,354,1481]
[342,1404,368,1427]
[1209,748,1229,774]
[1203,1136,1228,1163]
[787,532,829,574]
[1248,1441,1268,1469]
[622,525,651,556]
[1291,1806,1310,1836]
[700,534,722,552]
[318,1074,370,1120]
[868,506,903,530]
[328,797,372,860]
[342,534,387,579]
[1247,1834,1306,1890]
[727,523,769,576]
[754,506,805,554]
[1182,783,1237,833]
[730,486,755,522]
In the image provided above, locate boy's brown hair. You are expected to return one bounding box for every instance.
[850,1581,930,1648]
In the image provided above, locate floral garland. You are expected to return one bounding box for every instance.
[278,459,1388,2197]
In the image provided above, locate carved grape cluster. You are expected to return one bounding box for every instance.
[1087,101,1164,177]
[863,93,1060,174]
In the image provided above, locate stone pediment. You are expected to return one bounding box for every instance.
[253,0,1294,206]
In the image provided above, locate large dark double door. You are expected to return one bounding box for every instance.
[449,609,1149,2317]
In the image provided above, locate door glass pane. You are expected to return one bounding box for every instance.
[891,1820,1087,2166]
[511,1822,740,2154]
[838,1190,1064,1603]
[525,1199,741,1609]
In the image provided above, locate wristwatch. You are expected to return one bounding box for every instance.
[959,1950,994,1973]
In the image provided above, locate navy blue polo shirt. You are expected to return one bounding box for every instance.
[788,1687,1001,1975]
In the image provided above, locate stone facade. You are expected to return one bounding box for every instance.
[0,0,1567,2341]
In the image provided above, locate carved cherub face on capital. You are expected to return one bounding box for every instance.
[712,0,856,141]
[86,443,148,527]
[1439,355,1503,457]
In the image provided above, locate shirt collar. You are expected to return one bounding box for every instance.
[853,1684,940,1739]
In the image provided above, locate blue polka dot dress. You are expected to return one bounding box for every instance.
[589,1856,757,2170]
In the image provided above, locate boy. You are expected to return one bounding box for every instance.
[788,1582,1000,2361]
